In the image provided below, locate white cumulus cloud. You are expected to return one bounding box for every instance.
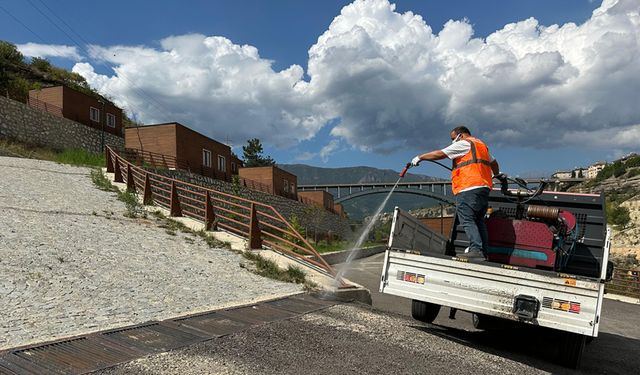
[72,0,640,153]
[73,34,330,147]
[17,42,83,61]
[307,0,640,152]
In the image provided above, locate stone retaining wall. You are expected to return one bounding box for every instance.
[0,96,124,153]
[152,168,353,240]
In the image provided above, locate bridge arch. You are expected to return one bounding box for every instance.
[334,187,455,204]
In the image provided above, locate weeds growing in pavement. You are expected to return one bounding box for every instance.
[241,251,309,286]
[117,189,146,218]
[91,169,117,192]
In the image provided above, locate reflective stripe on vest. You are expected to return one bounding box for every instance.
[450,137,493,195]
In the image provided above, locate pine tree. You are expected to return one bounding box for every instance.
[242,138,275,167]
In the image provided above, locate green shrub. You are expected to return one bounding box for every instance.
[117,190,145,218]
[285,215,306,246]
[627,168,640,178]
[613,162,626,178]
[607,200,631,229]
[242,251,307,284]
[90,169,117,192]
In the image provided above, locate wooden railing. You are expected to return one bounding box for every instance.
[122,148,191,171]
[27,96,63,118]
[106,146,337,278]
[607,267,640,299]
[239,177,273,194]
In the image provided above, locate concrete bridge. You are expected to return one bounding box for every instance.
[297,178,586,204]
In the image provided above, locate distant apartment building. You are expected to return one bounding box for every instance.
[552,170,572,179]
[124,122,235,182]
[587,161,607,179]
[28,85,123,137]
[238,166,297,200]
[572,167,587,178]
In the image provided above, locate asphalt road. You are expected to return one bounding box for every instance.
[98,253,640,375]
[339,252,640,374]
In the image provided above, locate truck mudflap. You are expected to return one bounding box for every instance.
[380,207,608,337]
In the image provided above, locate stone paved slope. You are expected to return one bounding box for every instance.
[0,156,301,350]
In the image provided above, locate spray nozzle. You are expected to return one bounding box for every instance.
[399,162,411,178]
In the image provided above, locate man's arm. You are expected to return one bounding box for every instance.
[418,150,447,161]
[490,159,500,176]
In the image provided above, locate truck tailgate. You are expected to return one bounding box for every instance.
[380,207,605,337]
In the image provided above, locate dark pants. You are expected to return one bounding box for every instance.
[455,187,490,252]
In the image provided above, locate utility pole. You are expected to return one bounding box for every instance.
[98,99,105,152]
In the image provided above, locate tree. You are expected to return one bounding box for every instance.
[30,57,52,72]
[0,41,24,65]
[613,161,626,178]
[242,138,275,167]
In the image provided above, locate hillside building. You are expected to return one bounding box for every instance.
[28,85,123,138]
[587,161,607,179]
[124,122,235,182]
[238,166,297,200]
[298,191,335,212]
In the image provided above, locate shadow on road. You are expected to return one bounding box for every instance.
[410,322,640,374]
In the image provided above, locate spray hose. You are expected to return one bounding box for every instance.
[399,160,452,178]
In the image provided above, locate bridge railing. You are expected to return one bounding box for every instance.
[105,146,337,278]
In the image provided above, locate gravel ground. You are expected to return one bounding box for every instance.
[98,304,549,375]
[0,156,301,350]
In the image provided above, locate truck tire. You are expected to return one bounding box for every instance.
[472,313,492,330]
[411,300,440,323]
[557,332,586,369]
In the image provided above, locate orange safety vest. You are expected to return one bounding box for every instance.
[451,136,493,195]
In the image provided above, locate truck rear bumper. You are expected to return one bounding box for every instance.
[380,250,604,336]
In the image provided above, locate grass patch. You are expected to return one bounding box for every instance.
[195,229,232,249]
[0,139,57,160]
[242,251,308,285]
[54,149,104,167]
[152,211,231,249]
[0,139,104,167]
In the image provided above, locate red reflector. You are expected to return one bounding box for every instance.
[570,303,580,313]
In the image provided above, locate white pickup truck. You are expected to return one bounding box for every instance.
[379,183,612,368]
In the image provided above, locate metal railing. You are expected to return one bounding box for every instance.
[27,96,63,118]
[122,148,191,171]
[106,146,338,279]
[606,267,640,299]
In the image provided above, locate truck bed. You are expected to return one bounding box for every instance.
[380,206,610,337]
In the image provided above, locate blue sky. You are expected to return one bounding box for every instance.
[2,0,637,180]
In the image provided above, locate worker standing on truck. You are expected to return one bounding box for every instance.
[410,126,503,260]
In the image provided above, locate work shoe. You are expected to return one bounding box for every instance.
[458,248,486,260]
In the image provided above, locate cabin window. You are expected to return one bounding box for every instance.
[90,107,100,122]
[202,149,212,167]
[217,155,226,171]
[106,113,116,128]
[283,179,289,193]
